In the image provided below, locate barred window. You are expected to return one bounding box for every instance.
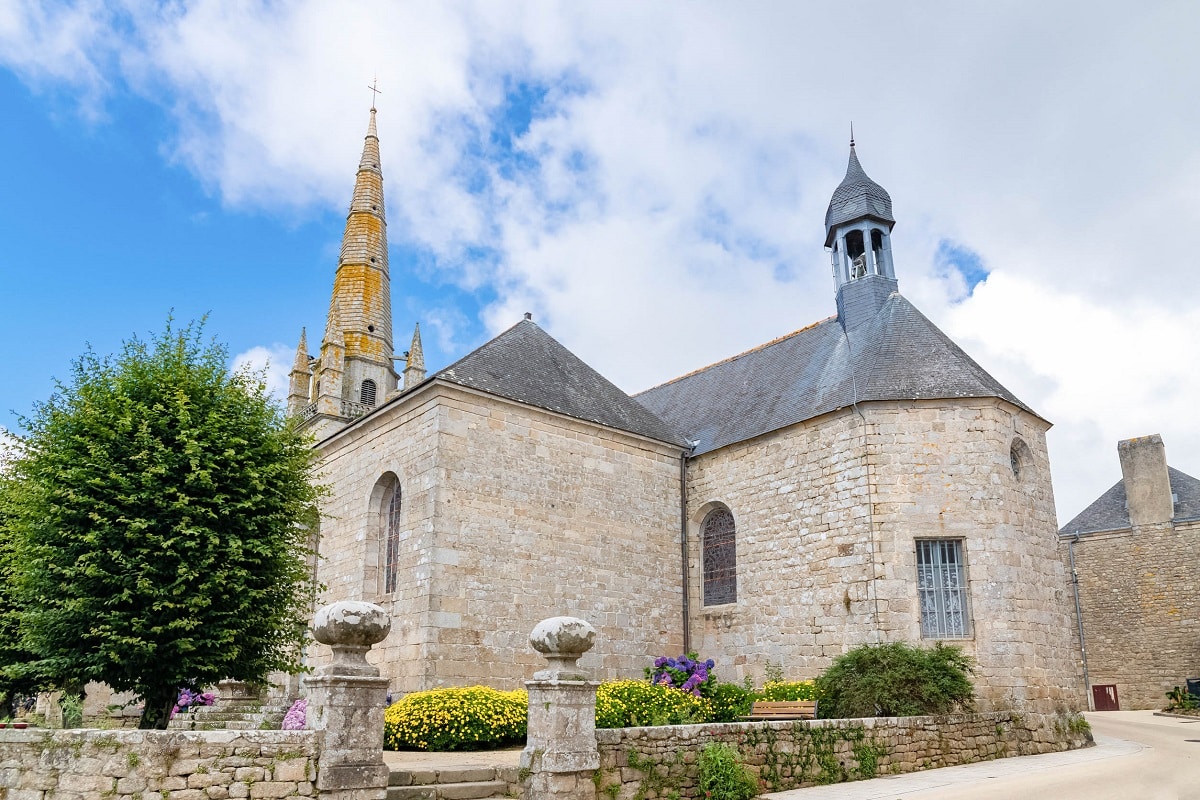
[916,539,971,638]
[702,507,737,606]
[360,379,377,406]
[384,483,401,594]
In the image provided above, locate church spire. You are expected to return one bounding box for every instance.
[304,106,399,436]
[403,323,426,389]
[824,139,898,330]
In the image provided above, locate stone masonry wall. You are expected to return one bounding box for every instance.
[429,385,684,686]
[311,390,442,693]
[1066,519,1200,709]
[688,398,1084,712]
[0,728,316,799]
[311,382,685,693]
[595,712,1092,799]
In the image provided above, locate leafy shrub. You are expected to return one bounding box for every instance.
[759,680,818,701]
[384,686,528,750]
[646,652,716,696]
[697,742,759,800]
[815,642,974,718]
[1166,686,1199,712]
[703,682,756,723]
[595,680,707,728]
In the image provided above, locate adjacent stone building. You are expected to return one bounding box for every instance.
[1060,434,1200,710]
[293,112,1084,712]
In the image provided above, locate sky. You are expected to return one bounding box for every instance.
[1,1,1198,525]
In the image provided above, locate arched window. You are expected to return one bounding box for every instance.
[383,482,401,594]
[702,507,737,606]
[360,379,377,406]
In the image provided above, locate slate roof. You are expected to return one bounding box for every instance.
[824,146,894,246]
[635,293,1035,457]
[435,319,689,448]
[1059,467,1200,535]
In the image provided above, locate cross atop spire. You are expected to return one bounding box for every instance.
[368,76,382,111]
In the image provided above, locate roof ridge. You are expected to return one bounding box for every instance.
[634,315,838,396]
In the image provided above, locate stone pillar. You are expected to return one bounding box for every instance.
[305,601,391,800]
[522,617,600,800]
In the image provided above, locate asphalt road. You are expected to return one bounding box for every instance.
[763,710,1200,800]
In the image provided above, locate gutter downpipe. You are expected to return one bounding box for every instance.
[680,446,694,654]
[1068,534,1093,710]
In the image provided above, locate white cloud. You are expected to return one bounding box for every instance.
[5,0,1199,521]
[231,344,293,404]
[939,272,1200,522]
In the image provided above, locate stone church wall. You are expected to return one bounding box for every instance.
[688,398,1084,712]
[429,385,685,688]
[310,382,685,694]
[310,390,443,692]
[1066,519,1200,709]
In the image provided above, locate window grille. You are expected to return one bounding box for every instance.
[916,539,971,638]
[360,379,377,406]
[384,484,401,594]
[702,508,737,606]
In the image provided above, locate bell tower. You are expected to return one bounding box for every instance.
[824,135,897,330]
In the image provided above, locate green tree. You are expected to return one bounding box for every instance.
[2,319,321,729]
[815,641,975,719]
[0,466,49,718]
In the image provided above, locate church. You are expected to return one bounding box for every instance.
[292,107,1084,713]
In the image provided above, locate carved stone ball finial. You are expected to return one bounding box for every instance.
[529,616,596,681]
[312,600,391,677]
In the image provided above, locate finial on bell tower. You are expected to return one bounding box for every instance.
[850,121,855,149]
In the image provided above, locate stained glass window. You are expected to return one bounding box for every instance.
[702,508,737,606]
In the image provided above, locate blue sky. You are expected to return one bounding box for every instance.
[0,66,496,430]
[2,1,1199,522]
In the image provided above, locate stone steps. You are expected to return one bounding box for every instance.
[168,701,291,731]
[387,765,516,800]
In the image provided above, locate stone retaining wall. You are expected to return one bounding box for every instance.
[595,711,1092,799]
[0,728,317,799]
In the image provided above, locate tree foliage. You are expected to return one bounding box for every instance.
[2,319,321,728]
[815,641,975,719]
[0,468,47,718]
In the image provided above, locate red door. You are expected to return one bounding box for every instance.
[1092,684,1119,711]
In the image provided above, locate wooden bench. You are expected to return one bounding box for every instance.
[741,700,817,720]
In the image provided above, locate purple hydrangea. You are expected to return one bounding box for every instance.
[281,698,308,730]
[171,688,216,718]
[645,652,718,696]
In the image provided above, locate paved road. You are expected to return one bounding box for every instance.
[763,711,1200,800]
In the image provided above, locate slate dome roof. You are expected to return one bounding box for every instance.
[824,145,894,246]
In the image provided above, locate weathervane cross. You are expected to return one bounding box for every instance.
[368,77,382,110]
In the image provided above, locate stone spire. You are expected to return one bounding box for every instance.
[403,322,426,390]
[286,327,313,417]
[305,107,399,437]
[327,106,393,365]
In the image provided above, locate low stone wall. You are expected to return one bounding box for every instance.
[595,711,1092,799]
[0,728,317,799]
